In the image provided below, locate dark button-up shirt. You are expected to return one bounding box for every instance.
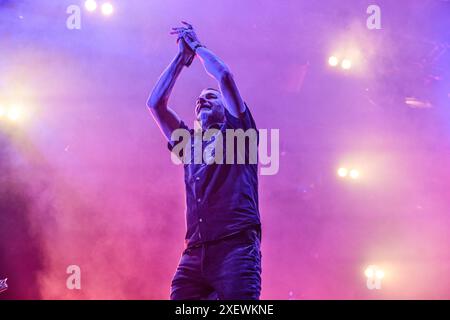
[168,104,261,248]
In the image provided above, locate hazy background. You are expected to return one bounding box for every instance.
[0,0,449,299]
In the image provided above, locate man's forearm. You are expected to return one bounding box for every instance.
[173,22,246,116]
[196,47,231,82]
[147,53,186,109]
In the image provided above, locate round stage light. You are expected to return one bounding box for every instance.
[101,2,114,15]
[341,59,352,70]
[328,56,339,67]
[85,0,97,12]
[349,169,360,179]
[375,269,385,279]
[7,107,21,122]
[364,266,374,278]
[337,167,348,178]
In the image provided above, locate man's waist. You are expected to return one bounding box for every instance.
[185,224,261,249]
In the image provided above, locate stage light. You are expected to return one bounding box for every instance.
[365,265,384,290]
[85,0,97,12]
[364,265,384,290]
[328,56,339,67]
[0,105,5,118]
[341,59,352,70]
[364,266,374,278]
[405,97,432,109]
[365,265,385,279]
[337,167,348,178]
[7,106,21,122]
[375,269,385,279]
[349,169,360,179]
[101,2,114,15]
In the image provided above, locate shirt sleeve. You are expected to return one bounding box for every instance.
[224,102,257,131]
[167,120,191,152]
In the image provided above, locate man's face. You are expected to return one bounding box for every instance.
[195,89,225,127]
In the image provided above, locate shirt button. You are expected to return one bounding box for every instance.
[195,177,200,181]
[199,218,203,222]
[197,198,201,202]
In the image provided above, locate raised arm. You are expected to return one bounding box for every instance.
[172,21,246,118]
[146,37,194,141]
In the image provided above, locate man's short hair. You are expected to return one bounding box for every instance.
[204,87,221,94]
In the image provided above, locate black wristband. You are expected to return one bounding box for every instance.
[194,43,205,52]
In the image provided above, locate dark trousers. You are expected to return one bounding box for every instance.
[170,229,262,300]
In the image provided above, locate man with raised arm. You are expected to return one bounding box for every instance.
[147,21,261,300]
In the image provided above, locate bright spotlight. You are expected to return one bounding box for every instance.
[101,2,114,15]
[364,266,374,278]
[84,0,97,12]
[328,56,339,67]
[0,105,5,118]
[375,270,385,279]
[337,167,348,178]
[365,265,384,290]
[341,59,352,70]
[7,107,21,122]
[349,169,360,179]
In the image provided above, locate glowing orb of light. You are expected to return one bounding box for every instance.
[349,169,360,179]
[341,59,352,70]
[328,56,339,67]
[101,3,114,16]
[7,106,21,122]
[365,266,374,278]
[375,269,385,279]
[85,0,97,12]
[337,167,348,178]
